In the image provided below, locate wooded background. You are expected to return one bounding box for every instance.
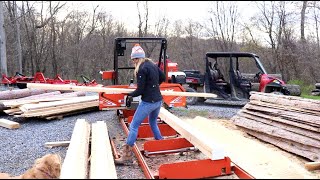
[0,1,319,86]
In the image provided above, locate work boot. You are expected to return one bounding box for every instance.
[114,144,134,165]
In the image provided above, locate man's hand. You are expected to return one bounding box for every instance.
[125,95,133,107]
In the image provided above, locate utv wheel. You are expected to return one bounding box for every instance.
[17,83,27,89]
[197,97,206,103]
[284,84,301,96]
[171,75,176,83]
[185,87,198,105]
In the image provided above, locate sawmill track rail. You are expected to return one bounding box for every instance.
[110,109,254,179]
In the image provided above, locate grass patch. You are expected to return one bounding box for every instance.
[287,79,320,100]
[300,94,320,100]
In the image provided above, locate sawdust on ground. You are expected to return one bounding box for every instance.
[181,116,320,179]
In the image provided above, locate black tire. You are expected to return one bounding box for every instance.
[197,97,206,103]
[185,87,198,105]
[171,75,176,83]
[284,84,301,96]
[203,73,211,93]
[17,83,27,89]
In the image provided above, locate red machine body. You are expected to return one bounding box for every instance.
[99,82,187,110]
[1,72,99,88]
[99,37,188,111]
[259,73,286,92]
[110,103,254,179]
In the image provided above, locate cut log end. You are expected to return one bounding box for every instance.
[305,162,320,171]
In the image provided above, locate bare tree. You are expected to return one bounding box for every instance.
[0,1,8,75]
[35,1,65,29]
[136,1,149,38]
[300,1,308,42]
[152,15,169,37]
[135,1,161,59]
[252,1,279,74]
[87,5,99,36]
[312,1,320,52]
[7,1,22,73]
[182,19,204,70]
[206,1,240,51]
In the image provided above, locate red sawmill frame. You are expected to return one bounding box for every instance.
[109,109,255,179]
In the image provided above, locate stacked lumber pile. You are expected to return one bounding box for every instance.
[0,88,99,120]
[231,91,320,162]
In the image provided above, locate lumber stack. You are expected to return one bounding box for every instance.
[0,91,76,110]
[13,95,99,119]
[231,92,320,162]
[0,90,98,120]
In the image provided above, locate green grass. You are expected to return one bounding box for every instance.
[300,94,320,100]
[287,79,320,100]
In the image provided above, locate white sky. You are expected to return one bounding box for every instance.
[62,1,256,30]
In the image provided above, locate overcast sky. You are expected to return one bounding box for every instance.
[62,1,255,30]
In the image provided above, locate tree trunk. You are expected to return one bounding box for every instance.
[301,1,307,42]
[13,1,22,73]
[0,1,8,75]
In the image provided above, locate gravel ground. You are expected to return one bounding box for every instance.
[170,103,242,119]
[0,100,242,178]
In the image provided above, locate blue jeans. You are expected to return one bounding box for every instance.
[126,100,163,146]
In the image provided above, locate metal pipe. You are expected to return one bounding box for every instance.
[144,147,199,156]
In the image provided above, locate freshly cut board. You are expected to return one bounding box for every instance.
[27,83,218,98]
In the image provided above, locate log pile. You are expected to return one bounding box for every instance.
[231,91,320,162]
[0,88,99,120]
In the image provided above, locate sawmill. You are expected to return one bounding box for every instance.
[0,85,319,178]
[0,37,319,179]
